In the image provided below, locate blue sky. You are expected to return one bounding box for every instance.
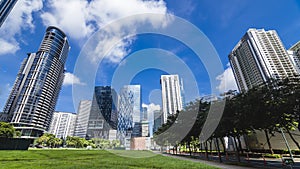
[0,0,300,113]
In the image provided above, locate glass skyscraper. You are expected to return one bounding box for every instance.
[0,0,18,27]
[3,26,70,137]
[117,85,141,145]
[86,86,118,139]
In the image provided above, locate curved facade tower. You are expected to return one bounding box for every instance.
[3,26,70,137]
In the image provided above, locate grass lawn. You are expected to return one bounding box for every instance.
[0,149,219,169]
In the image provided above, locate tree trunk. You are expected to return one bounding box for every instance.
[200,143,203,157]
[286,129,300,150]
[220,138,226,154]
[233,136,240,162]
[215,138,222,163]
[204,141,209,160]
[209,139,213,155]
[237,136,244,154]
[264,129,274,154]
[189,142,192,156]
[243,135,251,152]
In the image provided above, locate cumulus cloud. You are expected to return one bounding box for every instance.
[63,72,86,86]
[40,0,170,63]
[216,64,238,93]
[142,103,161,120]
[0,0,43,55]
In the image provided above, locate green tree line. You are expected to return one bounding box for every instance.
[154,78,300,160]
[36,133,120,149]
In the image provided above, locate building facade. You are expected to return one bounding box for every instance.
[2,26,69,137]
[160,75,183,123]
[86,86,118,139]
[74,100,92,138]
[229,28,298,92]
[117,85,141,145]
[0,0,18,27]
[153,110,162,133]
[48,112,76,139]
[287,41,300,75]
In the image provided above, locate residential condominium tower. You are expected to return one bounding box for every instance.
[2,26,70,137]
[160,74,183,123]
[48,112,76,139]
[287,41,300,74]
[0,0,18,27]
[229,28,298,92]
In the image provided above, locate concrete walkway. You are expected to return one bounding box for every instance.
[154,152,256,169]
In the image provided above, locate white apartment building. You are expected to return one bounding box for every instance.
[49,112,77,139]
[287,41,300,75]
[229,28,298,92]
[160,74,183,123]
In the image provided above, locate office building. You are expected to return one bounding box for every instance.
[142,106,147,121]
[117,85,141,145]
[160,74,183,123]
[2,26,69,137]
[229,28,298,92]
[48,112,76,139]
[86,86,118,139]
[153,110,162,133]
[74,100,92,138]
[287,41,300,74]
[0,0,18,27]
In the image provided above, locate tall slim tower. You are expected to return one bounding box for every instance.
[160,74,183,123]
[117,85,141,145]
[0,0,18,27]
[229,28,298,92]
[3,26,70,137]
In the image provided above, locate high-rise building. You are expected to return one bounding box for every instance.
[287,41,300,74]
[0,0,18,27]
[48,112,76,139]
[229,28,298,92]
[117,85,141,145]
[74,100,92,138]
[153,110,162,133]
[86,86,118,139]
[2,26,69,137]
[142,106,148,121]
[160,74,183,123]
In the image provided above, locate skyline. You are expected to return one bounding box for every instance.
[1,1,300,113]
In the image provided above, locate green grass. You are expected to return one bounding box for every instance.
[0,149,219,169]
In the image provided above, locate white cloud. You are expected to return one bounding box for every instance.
[0,39,19,55]
[216,65,238,93]
[63,72,85,86]
[0,0,43,55]
[142,103,161,118]
[142,103,161,111]
[40,0,170,63]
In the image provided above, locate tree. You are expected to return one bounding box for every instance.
[0,122,15,138]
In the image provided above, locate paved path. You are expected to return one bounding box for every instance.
[154,151,256,169]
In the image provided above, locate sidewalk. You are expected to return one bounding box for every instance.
[154,151,256,169]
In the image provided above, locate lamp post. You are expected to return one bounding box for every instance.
[280,128,294,167]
